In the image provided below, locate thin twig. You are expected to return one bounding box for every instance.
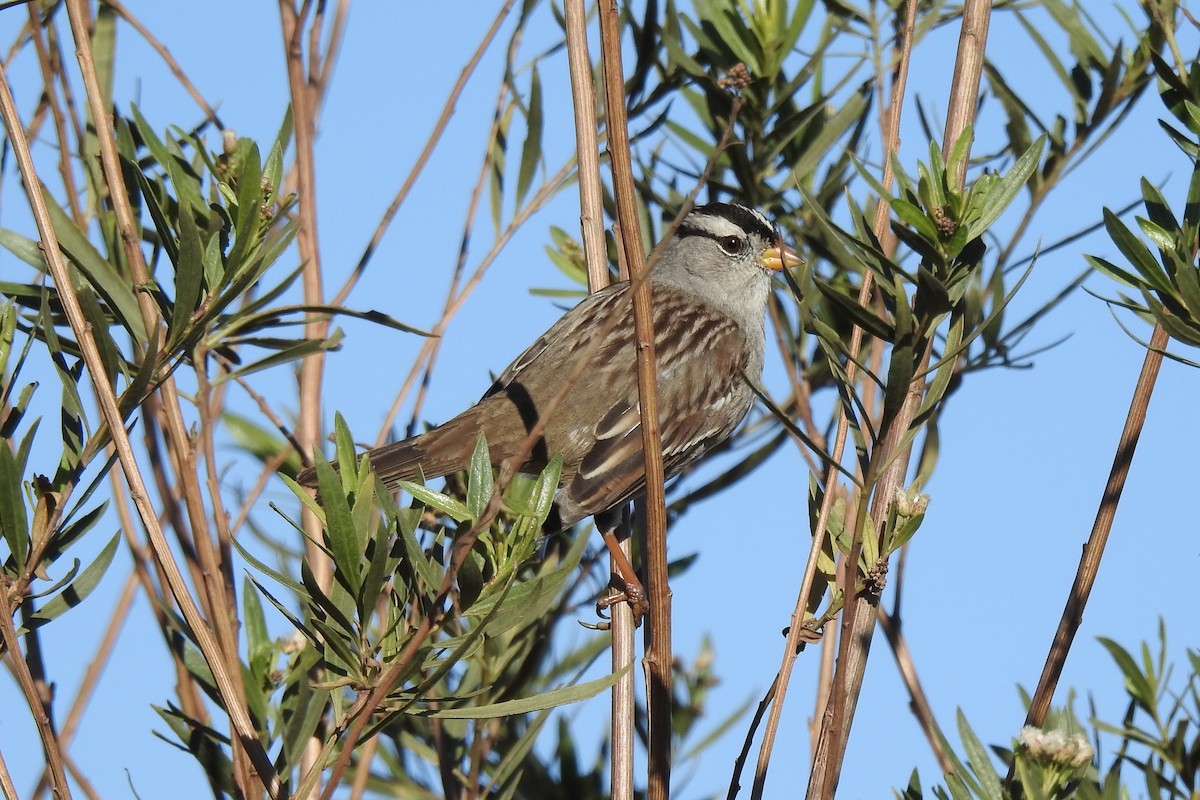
[0,746,18,800]
[0,584,71,799]
[1023,322,1169,727]
[330,0,516,310]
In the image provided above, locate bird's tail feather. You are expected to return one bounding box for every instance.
[296,407,487,490]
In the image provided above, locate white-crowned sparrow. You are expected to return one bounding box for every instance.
[299,202,797,531]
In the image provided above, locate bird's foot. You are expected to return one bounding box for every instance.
[591,577,648,628]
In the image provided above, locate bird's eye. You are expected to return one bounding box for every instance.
[716,235,744,255]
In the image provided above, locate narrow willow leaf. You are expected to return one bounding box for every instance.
[243,576,271,680]
[91,6,117,106]
[18,533,120,634]
[957,710,1004,800]
[1103,209,1172,294]
[224,141,265,277]
[466,434,493,520]
[1170,252,1200,318]
[0,227,51,270]
[1135,216,1176,252]
[400,481,472,523]
[418,663,631,718]
[358,484,394,621]
[312,452,362,597]
[212,334,343,385]
[1086,254,1142,289]
[892,198,941,244]
[525,453,562,527]
[967,134,1046,240]
[882,342,915,423]
[74,286,123,387]
[516,67,543,207]
[248,575,319,646]
[169,205,206,348]
[457,551,484,611]
[1096,637,1156,711]
[812,278,894,341]
[43,190,147,343]
[0,441,29,567]
[280,650,328,772]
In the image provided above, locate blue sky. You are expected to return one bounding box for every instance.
[1,3,1198,799]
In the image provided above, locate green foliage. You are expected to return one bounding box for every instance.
[0,2,1191,799]
[1083,7,1200,365]
[226,419,613,790]
[901,625,1200,800]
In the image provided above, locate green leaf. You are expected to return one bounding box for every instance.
[1097,636,1156,711]
[400,480,472,523]
[417,663,631,718]
[243,576,271,680]
[1135,216,1175,252]
[466,524,586,633]
[168,203,206,349]
[1102,208,1173,294]
[211,332,344,385]
[466,434,493,520]
[43,189,147,343]
[957,709,1003,800]
[966,134,1046,240]
[0,227,52,269]
[892,198,941,244]
[812,277,895,341]
[1086,254,1143,289]
[313,450,362,597]
[18,533,120,635]
[0,430,29,566]
[516,67,543,207]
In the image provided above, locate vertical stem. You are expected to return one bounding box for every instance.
[567,1,639,796]
[565,0,609,283]
[1023,322,1168,727]
[0,584,72,799]
[598,4,673,800]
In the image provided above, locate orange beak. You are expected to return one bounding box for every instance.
[760,239,803,271]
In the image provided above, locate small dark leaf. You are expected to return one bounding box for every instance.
[18,533,120,635]
[812,277,895,342]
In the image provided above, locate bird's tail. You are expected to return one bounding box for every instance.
[296,406,487,490]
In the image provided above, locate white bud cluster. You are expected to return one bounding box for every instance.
[1016,725,1094,768]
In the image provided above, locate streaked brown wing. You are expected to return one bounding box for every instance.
[557,295,753,521]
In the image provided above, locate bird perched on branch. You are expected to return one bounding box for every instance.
[298,202,799,614]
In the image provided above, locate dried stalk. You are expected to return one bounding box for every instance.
[1023,322,1169,726]
[0,584,71,798]
[565,1,639,797]
[597,5,675,800]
